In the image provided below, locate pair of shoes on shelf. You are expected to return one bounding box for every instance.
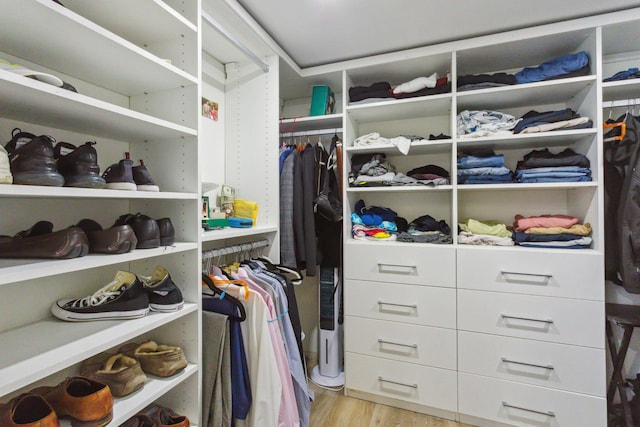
[51,266,184,321]
[114,213,175,249]
[103,153,159,192]
[4,128,105,188]
[0,377,113,427]
[79,340,188,397]
[122,404,189,427]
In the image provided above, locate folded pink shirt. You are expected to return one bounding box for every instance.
[513,214,580,231]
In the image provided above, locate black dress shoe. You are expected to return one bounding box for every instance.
[156,218,175,246]
[114,214,160,249]
[76,219,137,254]
[0,221,89,259]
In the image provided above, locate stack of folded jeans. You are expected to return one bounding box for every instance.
[351,200,399,241]
[457,72,516,91]
[515,51,590,84]
[604,67,640,82]
[512,214,592,249]
[457,110,519,138]
[458,218,514,246]
[515,147,591,183]
[396,214,452,244]
[513,108,592,134]
[457,151,513,184]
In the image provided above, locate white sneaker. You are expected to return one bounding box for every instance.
[0,144,12,184]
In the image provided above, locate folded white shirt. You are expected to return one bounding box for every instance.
[393,72,438,94]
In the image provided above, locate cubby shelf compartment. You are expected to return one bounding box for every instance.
[0,304,197,397]
[0,0,197,96]
[0,243,198,287]
[457,182,597,191]
[0,73,197,142]
[279,114,343,133]
[347,185,453,193]
[347,93,452,122]
[202,225,278,242]
[456,129,597,150]
[602,79,640,102]
[0,185,198,200]
[456,76,596,110]
[346,140,453,155]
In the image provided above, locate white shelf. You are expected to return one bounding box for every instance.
[347,185,453,193]
[346,139,453,155]
[346,239,454,249]
[0,0,197,96]
[279,114,343,133]
[457,182,597,191]
[0,185,198,200]
[455,243,601,256]
[0,304,197,396]
[0,72,197,142]
[347,93,452,122]
[456,76,596,110]
[602,79,640,102]
[0,243,198,286]
[202,225,278,242]
[456,129,597,150]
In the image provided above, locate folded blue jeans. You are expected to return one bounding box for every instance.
[457,154,504,169]
[515,51,589,84]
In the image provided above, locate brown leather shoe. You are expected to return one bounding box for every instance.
[0,221,89,259]
[138,404,189,427]
[76,219,137,254]
[120,414,155,427]
[120,341,187,377]
[80,353,147,397]
[0,394,59,427]
[31,377,113,427]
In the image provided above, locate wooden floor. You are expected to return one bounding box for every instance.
[308,380,473,427]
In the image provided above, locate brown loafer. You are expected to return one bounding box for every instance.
[0,394,59,427]
[76,219,137,254]
[138,404,189,427]
[80,353,147,397]
[120,414,156,427]
[119,340,188,377]
[0,221,88,259]
[31,377,113,427]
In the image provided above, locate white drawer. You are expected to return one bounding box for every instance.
[458,289,604,348]
[457,247,603,301]
[345,352,457,411]
[458,331,605,396]
[345,279,456,328]
[458,373,606,427]
[344,242,455,287]
[345,316,456,369]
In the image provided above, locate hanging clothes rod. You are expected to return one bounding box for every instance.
[201,11,269,74]
[202,239,269,260]
[280,128,343,138]
[602,98,640,108]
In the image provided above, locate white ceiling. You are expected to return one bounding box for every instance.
[233,0,640,69]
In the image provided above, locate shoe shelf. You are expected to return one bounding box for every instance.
[0,303,197,397]
[201,225,278,242]
[0,0,197,96]
[345,139,453,155]
[280,114,343,133]
[0,72,197,142]
[0,185,198,200]
[456,128,598,150]
[457,181,598,191]
[346,185,453,193]
[456,75,596,110]
[346,93,452,122]
[602,79,640,101]
[0,243,198,287]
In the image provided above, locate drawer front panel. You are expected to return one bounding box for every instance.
[346,316,456,369]
[458,289,604,348]
[344,242,455,287]
[345,279,456,328]
[458,331,605,396]
[345,352,457,411]
[458,373,606,427]
[457,247,603,301]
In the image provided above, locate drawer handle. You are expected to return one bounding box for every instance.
[502,401,555,418]
[377,263,417,274]
[501,357,554,371]
[378,376,417,389]
[500,271,552,284]
[378,338,418,349]
[378,301,417,310]
[501,314,554,324]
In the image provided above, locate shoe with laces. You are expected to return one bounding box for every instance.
[0,144,12,184]
[102,153,135,191]
[4,128,64,186]
[52,270,149,321]
[141,266,184,312]
[132,160,159,192]
[0,393,58,427]
[55,141,106,188]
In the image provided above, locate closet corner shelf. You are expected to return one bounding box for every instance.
[0,243,198,286]
[602,79,640,102]
[347,185,453,193]
[455,128,597,150]
[280,114,343,133]
[0,72,197,142]
[202,225,278,242]
[0,304,197,397]
[346,139,453,155]
[456,182,597,191]
[456,75,596,110]
[0,185,198,200]
[346,93,452,122]
[110,364,198,426]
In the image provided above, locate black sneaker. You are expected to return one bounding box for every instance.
[132,160,159,192]
[52,270,149,321]
[141,266,184,312]
[114,213,160,249]
[55,141,106,188]
[156,218,175,246]
[5,128,64,186]
[103,154,135,191]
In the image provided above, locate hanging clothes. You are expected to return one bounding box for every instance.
[201,310,232,427]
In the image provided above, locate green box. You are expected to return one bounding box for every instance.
[202,218,229,228]
[309,85,335,116]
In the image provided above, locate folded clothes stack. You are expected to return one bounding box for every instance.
[349,152,450,187]
[397,214,452,244]
[512,214,592,249]
[604,67,640,82]
[457,110,518,138]
[348,73,451,105]
[513,108,592,134]
[457,72,516,91]
[514,51,590,84]
[515,147,591,183]
[457,150,513,184]
[458,218,514,246]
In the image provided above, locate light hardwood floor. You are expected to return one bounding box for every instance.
[308,380,473,427]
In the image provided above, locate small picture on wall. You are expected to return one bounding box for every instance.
[202,97,219,121]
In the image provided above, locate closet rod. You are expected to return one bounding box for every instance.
[201,11,269,73]
[202,239,269,260]
[280,128,343,138]
[602,98,640,108]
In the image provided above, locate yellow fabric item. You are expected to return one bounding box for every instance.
[525,223,592,236]
[233,199,259,223]
[372,231,391,238]
[459,218,512,238]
